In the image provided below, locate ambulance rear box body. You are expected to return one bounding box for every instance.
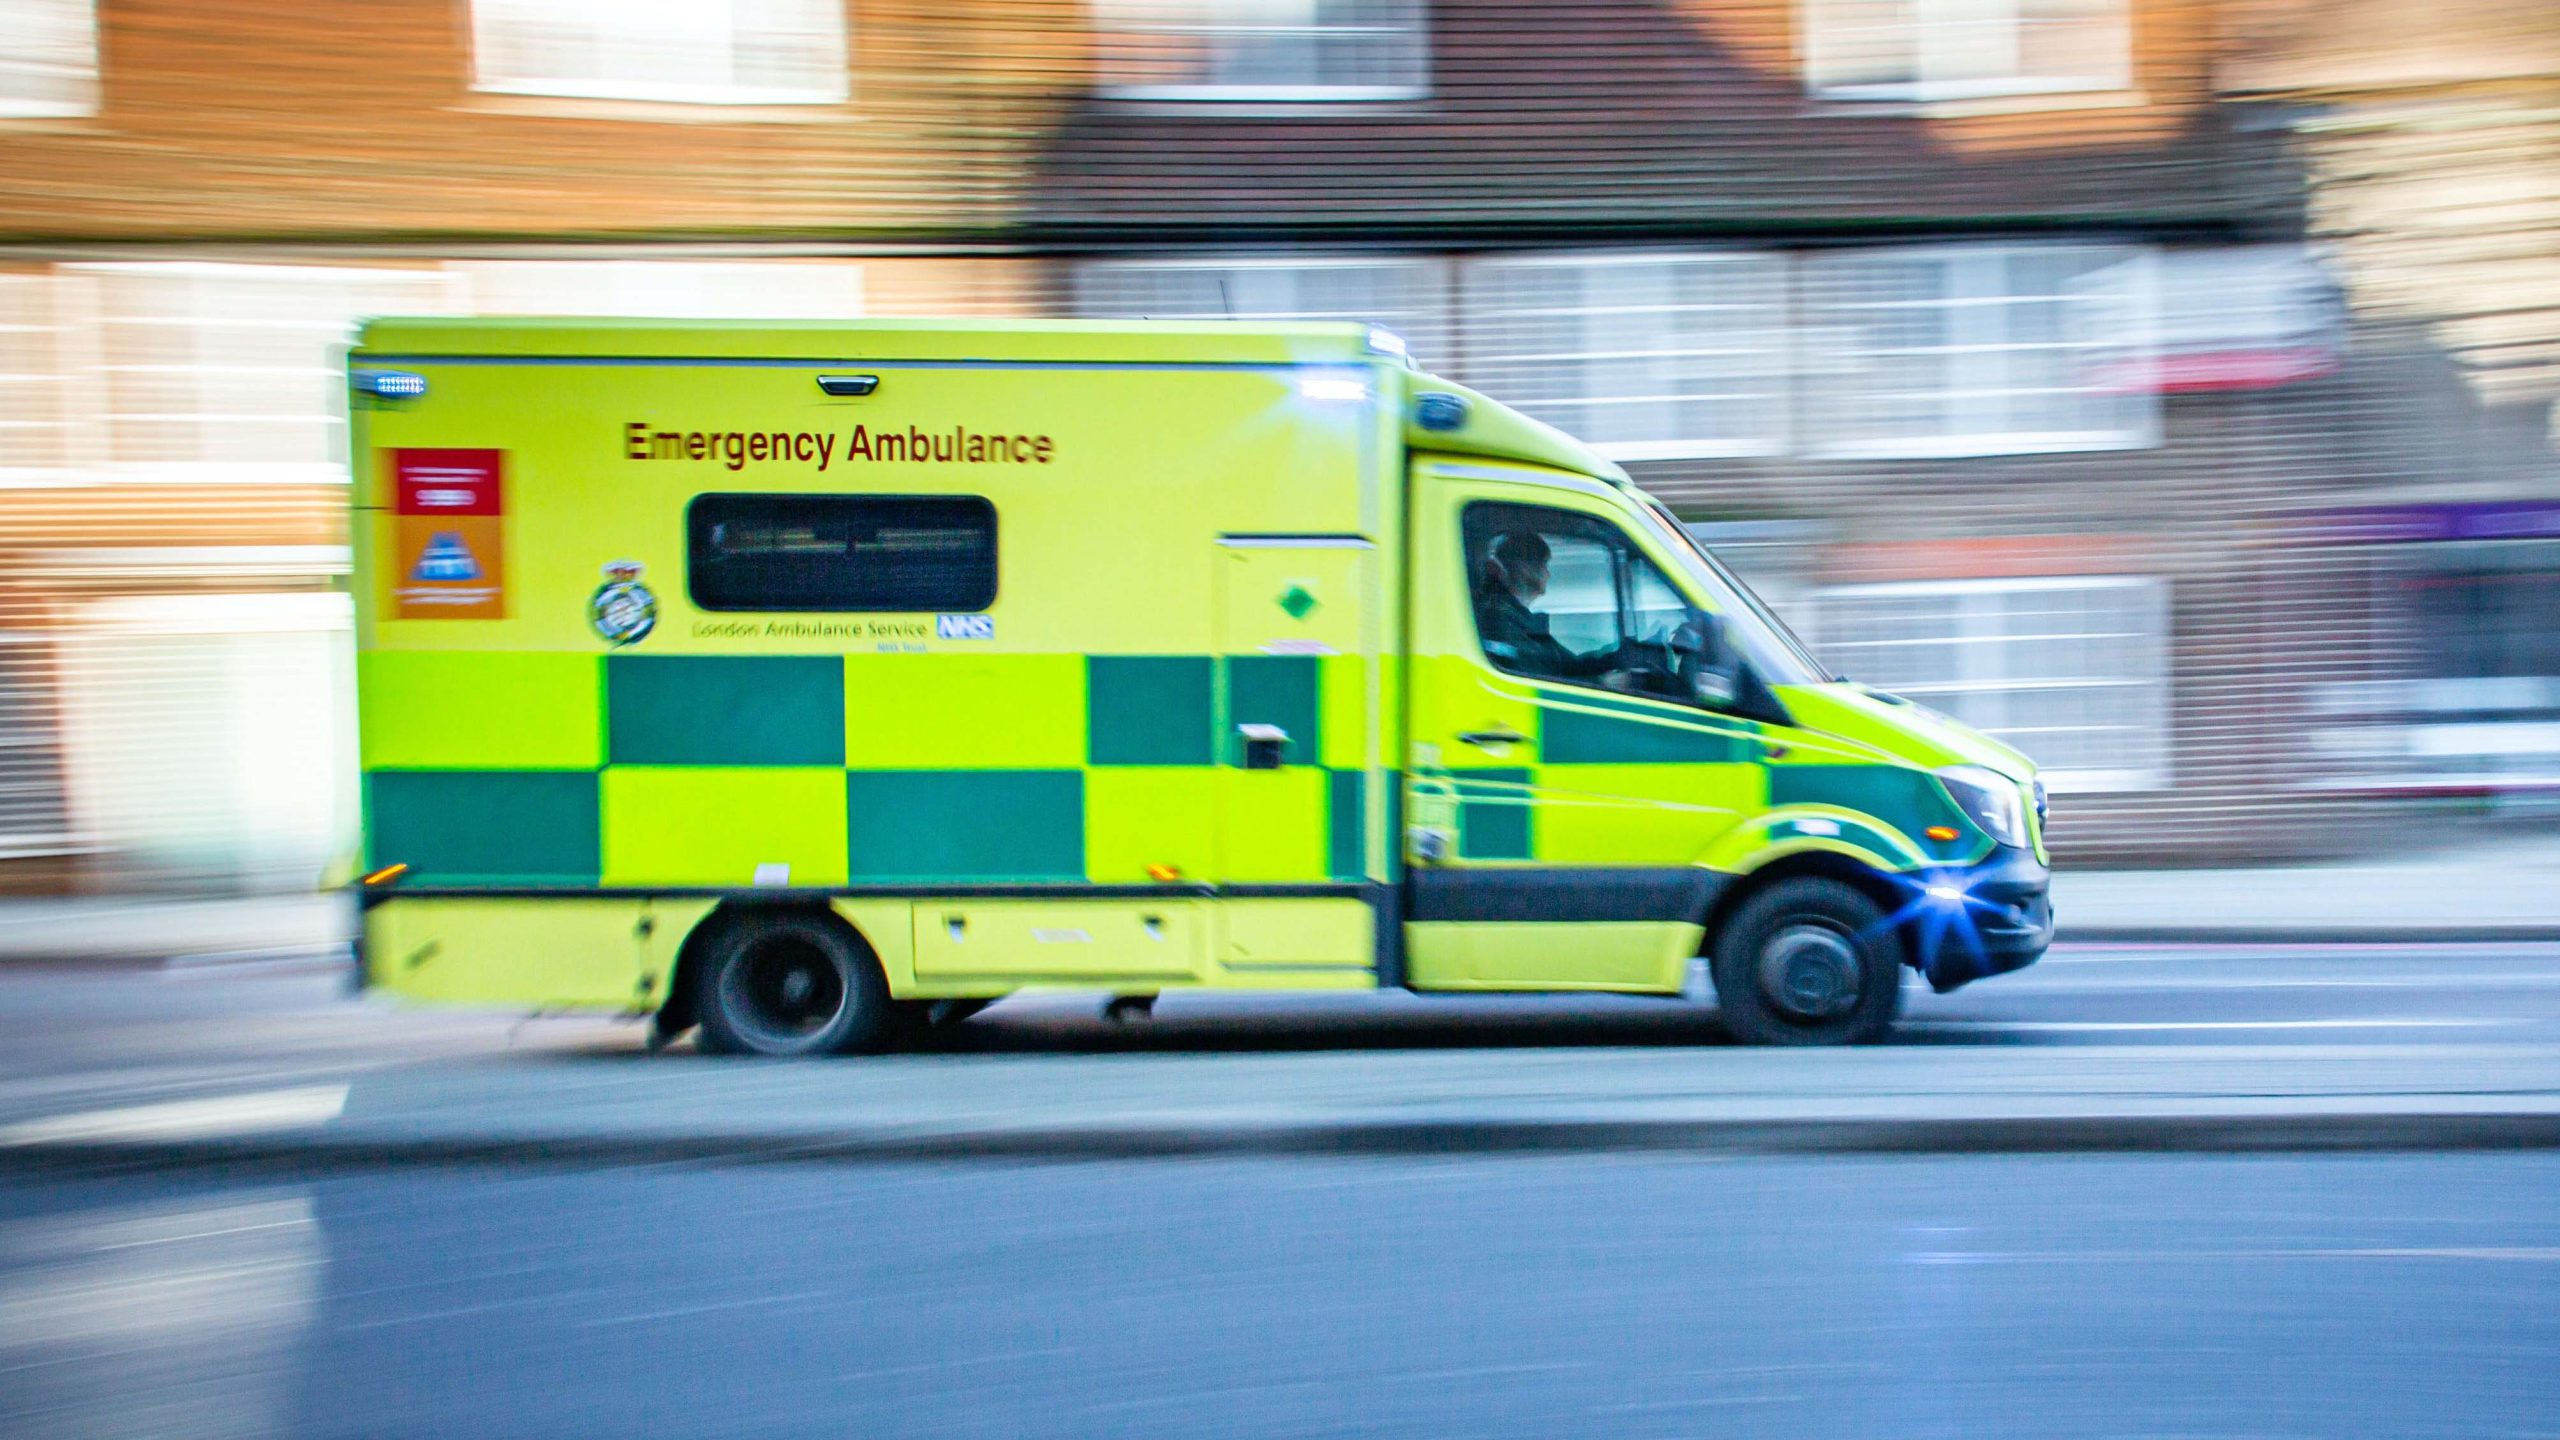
[351,318,2049,1050]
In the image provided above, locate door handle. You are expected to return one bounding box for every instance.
[1457,727,1527,748]
[1236,722,1291,769]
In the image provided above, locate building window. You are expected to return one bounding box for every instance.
[0,270,77,480]
[1459,252,1791,461]
[67,263,457,483]
[60,592,357,888]
[0,0,95,118]
[689,494,998,613]
[2307,534,2560,793]
[1799,244,2157,458]
[1073,256,1451,365]
[453,261,865,318]
[1813,575,2170,792]
[1803,0,2131,103]
[1093,0,1427,102]
[2103,245,2346,393]
[471,0,849,107]
[0,634,77,859]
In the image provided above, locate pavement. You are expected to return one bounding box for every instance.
[2051,828,2560,942]
[0,891,353,967]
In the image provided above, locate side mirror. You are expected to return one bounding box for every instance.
[1672,614,1738,707]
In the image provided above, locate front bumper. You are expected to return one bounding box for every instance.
[1906,846,2052,993]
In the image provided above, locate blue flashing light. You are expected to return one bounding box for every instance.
[1874,870,1996,984]
[1364,325,1408,360]
[1414,392,1469,432]
[352,369,427,399]
[1298,371,1370,403]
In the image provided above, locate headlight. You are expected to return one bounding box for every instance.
[1937,765,2028,849]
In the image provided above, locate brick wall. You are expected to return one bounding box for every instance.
[1029,0,2284,239]
[0,0,1086,241]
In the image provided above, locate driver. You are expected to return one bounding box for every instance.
[1474,531,1619,684]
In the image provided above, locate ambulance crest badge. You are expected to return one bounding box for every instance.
[590,560,657,647]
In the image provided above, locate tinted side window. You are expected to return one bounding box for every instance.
[687,494,997,612]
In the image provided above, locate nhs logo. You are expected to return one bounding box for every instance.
[935,614,995,641]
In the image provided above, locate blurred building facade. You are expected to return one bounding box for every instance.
[0,0,2551,887]
[2224,0,2560,811]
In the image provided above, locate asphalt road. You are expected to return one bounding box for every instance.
[1,1150,2555,1439]
[4,945,2559,1436]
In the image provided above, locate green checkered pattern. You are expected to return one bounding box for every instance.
[360,652,1375,888]
[1429,689,1979,868]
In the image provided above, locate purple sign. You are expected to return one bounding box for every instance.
[2297,502,2560,544]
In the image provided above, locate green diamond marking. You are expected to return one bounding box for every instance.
[1277,585,1318,620]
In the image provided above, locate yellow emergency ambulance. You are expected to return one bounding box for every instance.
[348,318,2050,1053]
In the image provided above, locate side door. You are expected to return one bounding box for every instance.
[1214,535,1377,887]
[1403,470,1767,991]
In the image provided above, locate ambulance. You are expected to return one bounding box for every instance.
[348,317,2050,1053]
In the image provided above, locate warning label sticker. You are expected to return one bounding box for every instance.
[389,449,505,620]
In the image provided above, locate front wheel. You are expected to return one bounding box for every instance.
[1708,878,1903,1046]
[694,910,891,1057]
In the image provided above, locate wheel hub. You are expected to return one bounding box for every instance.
[779,968,815,1008]
[725,936,848,1046]
[1758,923,1861,1020]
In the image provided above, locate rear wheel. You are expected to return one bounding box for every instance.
[694,910,890,1057]
[1708,877,1902,1046]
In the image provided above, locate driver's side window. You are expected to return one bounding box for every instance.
[1462,501,1699,701]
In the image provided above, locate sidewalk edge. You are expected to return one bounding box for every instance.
[10,1110,2560,1170]
[2061,926,2560,945]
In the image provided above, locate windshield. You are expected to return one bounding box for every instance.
[1631,500,1832,686]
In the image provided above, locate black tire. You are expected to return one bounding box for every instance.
[1708,877,1903,1046]
[693,910,891,1057]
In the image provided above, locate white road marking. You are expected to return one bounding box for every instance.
[161,945,347,969]
[1914,1247,2560,1265]
[2006,974,2560,991]
[0,1085,347,1146]
[158,950,349,979]
[1905,1018,2523,1034]
[2046,944,2560,963]
[577,1290,834,1328]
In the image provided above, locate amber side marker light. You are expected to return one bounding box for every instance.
[1923,826,1961,842]
[1145,863,1183,882]
[360,863,409,886]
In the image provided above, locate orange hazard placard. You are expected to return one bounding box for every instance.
[389,449,506,620]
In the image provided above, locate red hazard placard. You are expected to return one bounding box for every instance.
[388,449,506,621]
[394,449,504,516]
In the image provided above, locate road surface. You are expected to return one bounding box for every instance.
[1,1150,2553,1438]
[3,943,2558,1436]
